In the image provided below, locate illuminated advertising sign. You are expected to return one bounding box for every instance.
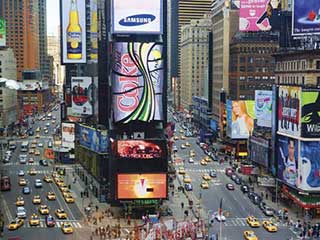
[0,18,6,47]
[112,0,163,34]
[301,91,320,138]
[61,122,75,149]
[293,0,320,36]
[117,173,167,199]
[89,0,98,62]
[112,42,163,123]
[71,77,93,115]
[277,135,298,188]
[278,86,301,137]
[255,90,272,128]
[239,0,280,32]
[250,136,269,168]
[117,140,164,159]
[61,0,86,63]
[79,124,108,153]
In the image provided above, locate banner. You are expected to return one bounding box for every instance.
[61,122,75,149]
[117,173,167,199]
[89,0,98,62]
[278,86,301,137]
[250,135,269,167]
[71,77,93,115]
[277,135,298,188]
[239,0,280,32]
[0,18,6,47]
[112,42,163,123]
[255,90,272,128]
[292,0,320,36]
[301,91,320,138]
[19,81,49,91]
[112,0,163,34]
[116,140,165,159]
[79,124,108,153]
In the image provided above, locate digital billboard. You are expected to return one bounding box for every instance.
[112,42,163,123]
[278,86,301,137]
[116,140,165,159]
[71,77,93,115]
[117,173,167,199]
[61,0,86,63]
[239,0,280,32]
[292,0,320,36]
[255,90,272,128]
[61,122,75,149]
[79,124,108,153]
[250,136,269,168]
[112,0,163,34]
[301,91,320,138]
[277,135,298,188]
[0,18,6,47]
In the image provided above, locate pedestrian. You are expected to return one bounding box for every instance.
[266,192,268,200]
[171,191,174,197]
[127,215,131,225]
[181,202,184,209]
[96,205,99,212]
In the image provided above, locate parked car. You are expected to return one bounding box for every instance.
[241,185,249,193]
[259,201,266,210]
[234,177,242,185]
[263,207,275,217]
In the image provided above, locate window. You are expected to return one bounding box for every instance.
[317,77,320,86]
[316,61,320,69]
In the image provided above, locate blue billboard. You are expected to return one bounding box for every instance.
[79,124,108,153]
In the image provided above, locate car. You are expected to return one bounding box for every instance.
[45,215,56,227]
[31,143,37,149]
[231,174,238,181]
[180,136,186,140]
[246,216,260,227]
[185,142,191,147]
[244,230,258,240]
[39,159,48,166]
[225,167,234,177]
[259,201,266,211]
[35,134,40,138]
[200,159,207,165]
[46,122,50,127]
[226,183,235,190]
[47,191,56,200]
[209,170,217,178]
[53,116,57,120]
[241,185,249,193]
[234,177,242,185]
[61,222,73,234]
[22,186,31,194]
[172,145,178,152]
[188,158,194,163]
[174,136,179,140]
[34,150,40,156]
[19,178,27,186]
[48,141,53,148]
[38,142,44,147]
[204,156,211,162]
[39,205,50,215]
[184,183,193,191]
[18,170,25,176]
[32,195,41,204]
[250,194,262,205]
[43,175,53,183]
[16,206,26,218]
[44,129,49,134]
[55,208,67,219]
[28,130,34,136]
[29,213,40,226]
[183,175,192,183]
[189,150,196,157]
[64,194,75,203]
[179,129,184,133]
[213,212,226,222]
[263,207,275,217]
[262,220,277,232]
[36,127,41,132]
[202,173,211,181]
[28,168,37,175]
[16,196,24,206]
[201,181,209,189]
[28,157,34,163]
[29,148,35,154]
[7,218,24,230]
[34,179,43,188]
[19,155,27,164]
[178,167,186,175]
[180,144,186,149]
[51,120,56,124]
[62,189,72,197]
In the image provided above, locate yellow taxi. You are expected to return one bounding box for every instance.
[189,150,196,157]
[59,184,68,192]
[47,191,56,200]
[202,173,211,181]
[183,175,192,183]
[31,143,37,149]
[29,149,35,154]
[200,159,208,166]
[35,134,40,139]
[62,189,71,198]
[43,175,53,183]
[55,208,67,219]
[185,142,191,147]
[178,167,186,175]
[34,150,40,156]
[36,127,41,132]
[19,178,27,186]
[244,230,258,240]
[28,168,37,175]
[61,222,73,234]
[246,216,260,227]
[7,218,24,230]
[205,156,211,162]
[180,136,186,140]
[29,213,40,226]
[39,205,50,215]
[32,195,41,204]
[64,194,75,203]
[56,180,65,187]
[16,196,24,206]
[174,136,179,140]
[262,220,278,232]
[200,181,209,189]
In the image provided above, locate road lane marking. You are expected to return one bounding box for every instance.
[1,197,13,221]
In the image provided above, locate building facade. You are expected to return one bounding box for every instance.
[0,47,17,79]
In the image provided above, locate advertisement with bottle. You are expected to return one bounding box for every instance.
[0,18,6,47]
[71,77,93,115]
[79,124,108,153]
[112,42,163,124]
[61,0,86,63]
[301,90,320,138]
[89,0,98,62]
[255,90,272,128]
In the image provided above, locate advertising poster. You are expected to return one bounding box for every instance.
[89,0,98,62]
[239,0,280,32]
[112,0,163,34]
[117,173,167,199]
[112,42,163,123]
[61,0,86,63]
[255,90,272,128]
[226,100,232,138]
[301,91,320,138]
[61,122,75,149]
[0,18,6,47]
[250,136,269,168]
[277,135,298,188]
[79,124,108,153]
[117,140,165,159]
[299,141,320,191]
[278,86,301,137]
[293,0,320,36]
[71,77,93,115]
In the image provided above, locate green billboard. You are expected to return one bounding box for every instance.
[0,18,6,47]
[301,91,320,138]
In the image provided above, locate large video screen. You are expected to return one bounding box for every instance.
[112,42,163,123]
[79,124,108,153]
[117,173,167,199]
[0,18,6,47]
[255,90,272,128]
[116,140,165,159]
[301,90,320,138]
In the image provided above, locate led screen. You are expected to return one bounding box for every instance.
[117,140,164,159]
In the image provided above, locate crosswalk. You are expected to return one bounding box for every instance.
[4,162,40,166]
[10,170,51,175]
[185,168,224,173]
[223,218,286,227]
[24,220,82,229]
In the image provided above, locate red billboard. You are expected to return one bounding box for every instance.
[116,140,165,159]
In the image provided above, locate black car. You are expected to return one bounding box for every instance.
[259,201,266,210]
[39,159,48,166]
[247,191,256,199]
[241,185,249,193]
[251,194,262,205]
[45,215,55,227]
[28,130,34,136]
[231,174,238,181]
[234,177,242,185]
[209,170,217,178]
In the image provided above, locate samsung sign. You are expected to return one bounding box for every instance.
[112,0,163,34]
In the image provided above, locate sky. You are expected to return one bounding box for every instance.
[46,0,60,36]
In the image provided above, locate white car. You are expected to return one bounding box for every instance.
[16,207,26,218]
[188,158,194,163]
[212,212,226,222]
[19,155,27,164]
[46,123,50,127]
[34,179,43,188]
[38,143,44,147]
[44,129,49,134]
[18,170,25,176]
[181,144,186,149]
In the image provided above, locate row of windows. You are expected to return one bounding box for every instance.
[276,60,307,71]
[277,75,305,85]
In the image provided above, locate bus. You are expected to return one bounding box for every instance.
[8,141,17,150]
[0,176,11,191]
[21,141,29,152]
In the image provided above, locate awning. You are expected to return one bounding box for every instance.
[283,186,320,209]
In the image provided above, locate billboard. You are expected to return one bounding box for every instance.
[71,77,93,115]
[61,122,75,149]
[116,140,165,159]
[299,141,320,191]
[61,0,86,63]
[79,124,108,153]
[0,18,6,47]
[227,100,255,139]
[89,0,98,62]
[277,135,298,188]
[255,90,272,128]
[112,42,163,123]
[111,0,163,34]
[239,0,280,32]
[19,81,49,91]
[301,91,320,138]
[250,136,269,168]
[292,0,320,36]
[117,173,167,199]
[278,86,301,137]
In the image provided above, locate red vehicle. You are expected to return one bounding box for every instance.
[0,176,11,191]
[225,168,234,177]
